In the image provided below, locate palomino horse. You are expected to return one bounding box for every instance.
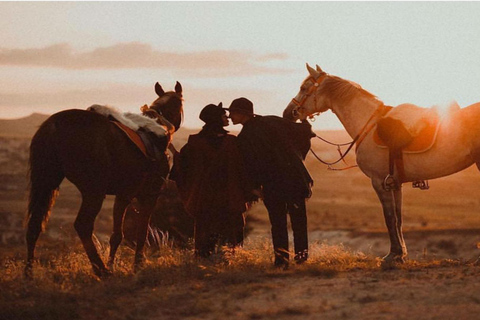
[26,82,183,277]
[284,64,480,263]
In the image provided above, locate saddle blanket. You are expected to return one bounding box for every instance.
[88,104,167,159]
[87,104,167,137]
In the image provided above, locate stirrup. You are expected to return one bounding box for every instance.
[412,180,429,190]
[383,174,399,191]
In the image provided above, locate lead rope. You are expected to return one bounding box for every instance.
[309,134,359,170]
[308,103,386,171]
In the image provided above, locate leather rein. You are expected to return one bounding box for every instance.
[290,74,387,170]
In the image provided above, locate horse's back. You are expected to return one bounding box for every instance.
[43,109,110,135]
[38,109,112,161]
[33,109,147,194]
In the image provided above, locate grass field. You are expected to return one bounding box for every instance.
[2,127,480,319]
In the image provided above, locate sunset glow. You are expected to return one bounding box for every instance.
[1,2,480,130]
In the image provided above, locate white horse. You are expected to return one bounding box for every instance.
[283,64,480,263]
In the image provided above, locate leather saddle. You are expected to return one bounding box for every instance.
[373,116,440,153]
[373,108,440,191]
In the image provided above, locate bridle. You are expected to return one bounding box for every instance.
[290,73,387,170]
[140,104,176,136]
[290,72,328,119]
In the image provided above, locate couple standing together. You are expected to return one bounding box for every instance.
[171,98,314,268]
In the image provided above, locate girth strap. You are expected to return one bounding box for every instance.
[113,121,148,158]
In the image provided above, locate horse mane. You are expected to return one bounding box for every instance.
[322,75,382,105]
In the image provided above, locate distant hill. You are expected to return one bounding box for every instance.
[0,113,50,138]
[0,113,196,141]
[0,113,348,149]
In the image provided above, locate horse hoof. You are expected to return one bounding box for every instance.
[93,266,113,278]
[133,262,146,274]
[133,258,148,273]
[381,253,406,269]
[24,265,34,280]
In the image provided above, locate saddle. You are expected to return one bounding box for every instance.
[373,105,441,191]
[88,105,168,161]
[112,121,167,161]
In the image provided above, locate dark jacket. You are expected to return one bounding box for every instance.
[236,115,314,199]
[171,131,251,236]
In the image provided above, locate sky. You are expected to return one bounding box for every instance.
[1,2,480,131]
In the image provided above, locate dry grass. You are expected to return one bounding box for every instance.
[0,237,471,320]
[4,129,480,319]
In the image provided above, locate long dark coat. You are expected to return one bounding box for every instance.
[236,116,314,199]
[172,132,251,244]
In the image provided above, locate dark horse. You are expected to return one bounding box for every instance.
[25,81,183,278]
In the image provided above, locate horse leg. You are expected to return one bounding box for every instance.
[74,193,111,277]
[133,195,156,272]
[474,161,480,265]
[107,195,130,271]
[372,178,407,263]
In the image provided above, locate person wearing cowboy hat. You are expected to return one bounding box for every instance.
[228,97,314,269]
[171,102,254,257]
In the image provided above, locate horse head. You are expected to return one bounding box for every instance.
[283,64,329,122]
[148,81,184,132]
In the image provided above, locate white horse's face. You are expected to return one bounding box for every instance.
[283,64,329,121]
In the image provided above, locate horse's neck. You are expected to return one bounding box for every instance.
[331,97,380,139]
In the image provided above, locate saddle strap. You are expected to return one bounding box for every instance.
[112,121,148,158]
[388,148,407,186]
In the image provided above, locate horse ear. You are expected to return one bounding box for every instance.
[175,81,182,96]
[306,63,320,78]
[218,102,223,108]
[155,82,165,96]
[316,64,324,73]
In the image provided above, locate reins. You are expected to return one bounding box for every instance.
[308,104,387,170]
[309,134,358,171]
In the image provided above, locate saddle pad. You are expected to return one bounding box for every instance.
[113,121,148,157]
[373,117,440,153]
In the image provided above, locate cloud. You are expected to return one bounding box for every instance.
[0,42,292,77]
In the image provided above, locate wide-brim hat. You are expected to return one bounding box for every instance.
[227,97,254,115]
[199,102,228,124]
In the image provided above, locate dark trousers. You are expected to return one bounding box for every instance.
[263,192,308,263]
[194,211,245,258]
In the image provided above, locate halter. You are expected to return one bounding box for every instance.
[140,104,175,136]
[290,73,328,118]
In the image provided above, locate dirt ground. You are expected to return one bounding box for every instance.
[3,128,480,319]
[156,261,480,320]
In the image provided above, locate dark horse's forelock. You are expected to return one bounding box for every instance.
[150,92,184,131]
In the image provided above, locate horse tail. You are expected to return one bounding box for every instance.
[26,119,64,233]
